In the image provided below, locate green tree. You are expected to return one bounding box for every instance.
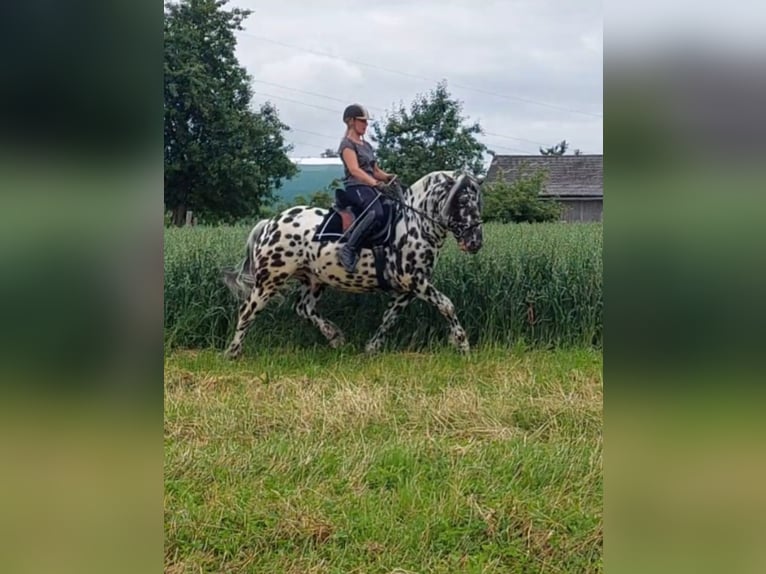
[483,165,563,223]
[291,190,333,209]
[164,0,296,226]
[263,178,340,218]
[370,81,489,186]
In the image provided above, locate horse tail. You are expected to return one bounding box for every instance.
[222,219,269,300]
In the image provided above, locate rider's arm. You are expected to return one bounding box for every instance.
[372,164,393,182]
[342,148,379,187]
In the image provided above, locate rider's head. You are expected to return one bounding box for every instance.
[343,104,370,135]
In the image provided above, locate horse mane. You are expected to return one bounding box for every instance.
[408,170,458,197]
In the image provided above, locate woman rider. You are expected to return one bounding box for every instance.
[336,103,395,273]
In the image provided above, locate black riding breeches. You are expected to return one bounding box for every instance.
[339,185,384,232]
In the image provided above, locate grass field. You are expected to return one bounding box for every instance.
[164,222,602,351]
[164,347,602,573]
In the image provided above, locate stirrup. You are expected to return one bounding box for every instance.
[339,244,360,273]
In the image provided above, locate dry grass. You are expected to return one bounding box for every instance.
[165,347,602,573]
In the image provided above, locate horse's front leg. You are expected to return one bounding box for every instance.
[414,281,470,353]
[365,292,414,354]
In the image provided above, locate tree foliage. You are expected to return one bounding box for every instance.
[483,165,563,223]
[261,178,340,219]
[164,0,296,226]
[370,82,489,186]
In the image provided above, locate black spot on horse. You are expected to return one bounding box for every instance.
[282,217,293,224]
[292,222,300,227]
[255,268,269,283]
[287,207,303,216]
[267,230,281,246]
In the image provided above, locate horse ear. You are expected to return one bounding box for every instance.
[441,174,467,220]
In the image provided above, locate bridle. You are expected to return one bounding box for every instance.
[379,185,443,227]
[379,176,483,236]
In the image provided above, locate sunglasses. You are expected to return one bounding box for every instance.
[355,118,368,124]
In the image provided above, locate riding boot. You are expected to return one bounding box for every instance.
[338,210,377,273]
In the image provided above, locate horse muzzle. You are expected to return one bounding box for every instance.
[458,228,483,254]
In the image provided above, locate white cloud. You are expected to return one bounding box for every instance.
[231,0,603,157]
[257,53,364,88]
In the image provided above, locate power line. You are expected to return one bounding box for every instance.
[252,80,385,110]
[238,31,602,119]
[287,139,332,151]
[253,84,556,149]
[483,131,549,147]
[252,93,544,154]
[283,131,535,155]
[253,91,339,114]
[252,98,538,153]
[259,105,534,153]
[290,127,342,140]
[282,130,534,156]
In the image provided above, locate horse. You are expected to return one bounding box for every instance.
[222,170,484,357]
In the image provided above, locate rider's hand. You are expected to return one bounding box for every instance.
[374,180,388,190]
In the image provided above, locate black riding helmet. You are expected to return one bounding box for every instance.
[342,104,370,123]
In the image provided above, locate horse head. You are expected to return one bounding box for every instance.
[440,172,484,253]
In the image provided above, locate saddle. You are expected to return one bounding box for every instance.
[312,189,396,249]
[312,189,398,290]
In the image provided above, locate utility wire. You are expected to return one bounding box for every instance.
[238,32,602,119]
[254,79,551,146]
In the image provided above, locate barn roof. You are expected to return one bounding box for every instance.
[485,154,603,198]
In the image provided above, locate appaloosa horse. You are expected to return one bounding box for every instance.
[222,170,483,357]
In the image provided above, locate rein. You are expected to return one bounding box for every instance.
[381,188,445,228]
[380,183,483,237]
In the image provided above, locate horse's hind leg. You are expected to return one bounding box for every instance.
[294,279,345,348]
[224,279,284,359]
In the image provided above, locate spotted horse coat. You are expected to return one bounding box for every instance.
[222,170,484,357]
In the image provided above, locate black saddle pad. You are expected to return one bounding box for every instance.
[313,200,395,248]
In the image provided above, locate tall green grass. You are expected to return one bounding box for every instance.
[164,222,602,350]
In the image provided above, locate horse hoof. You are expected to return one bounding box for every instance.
[329,334,345,349]
[450,339,470,355]
[224,347,241,359]
[364,341,381,355]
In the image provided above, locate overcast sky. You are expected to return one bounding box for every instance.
[229,0,602,159]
